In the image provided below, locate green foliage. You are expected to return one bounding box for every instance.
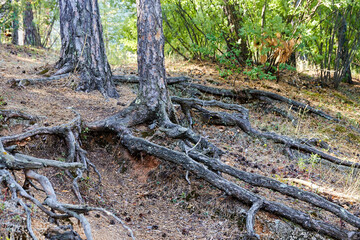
[302,0,360,87]
[99,0,137,65]
[279,63,296,71]
[0,0,59,46]
[243,65,277,80]
[0,202,5,212]
[1,0,359,85]
[0,96,6,107]
[162,0,226,60]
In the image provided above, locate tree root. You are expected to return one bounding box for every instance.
[112,74,195,85]
[171,96,360,169]
[114,131,359,240]
[16,71,358,132]
[185,149,360,229]
[8,73,70,87]
[2,72,360,239]
[113,75,360,132]
[245,200,263,240]
[260,96,298,126]
[160,121,224,157]
[0,111,134,239]
[177,81,340,122]
[83,103,360,239]
[0,110,101,197]
[0,110,41,122]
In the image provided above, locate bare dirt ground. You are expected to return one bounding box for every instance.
[1,44,360,239]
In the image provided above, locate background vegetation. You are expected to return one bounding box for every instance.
[1,0,360,86]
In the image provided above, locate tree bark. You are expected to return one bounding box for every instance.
[55,0,119,98]
[23,1,41,46]
[11,0,19,45]
[222,0,249,62]
[134,0,173,122]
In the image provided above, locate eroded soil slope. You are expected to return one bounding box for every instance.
[1,44,360,239]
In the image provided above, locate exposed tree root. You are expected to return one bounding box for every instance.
[83,103,360,239]
[171,96,360,169]
[177,81,340,121]
[0,110,41,122]
[8,73,70,87]
[245,200,263,240]
[114,131,359,240]
[0,112,133,239]
[113,74,360,134]
[112,74,194,85]
[260,97,298,126]
[2,73,360,239]
[17,72,358,132]
[185,149,360,228]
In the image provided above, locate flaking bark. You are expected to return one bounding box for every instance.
[135,0,173,122]
[56,0,118,98]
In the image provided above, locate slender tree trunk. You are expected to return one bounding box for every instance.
[11,0,19,45]
[135,0,172,121]
[56,0,119,98]
[23,1,41,46]
[222,0,249,62]
[339,14,352,84]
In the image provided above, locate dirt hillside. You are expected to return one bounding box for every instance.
[1,44,360,239]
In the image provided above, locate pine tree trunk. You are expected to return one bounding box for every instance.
[135,0,172,121]
[23,1,41,46]
[11,0,19,45]
[56,0,119,98]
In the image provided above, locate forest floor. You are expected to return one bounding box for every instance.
[1,43,360,239]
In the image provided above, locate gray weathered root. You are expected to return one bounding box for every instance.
[8,74,70,87]
[112,74,338,121]
[116,129,360,239]
[85,103,360,240]
[0,112,133,239]
[171,96,360,169]
[2,73,360,239]
[113,74,360,132]
[245,200,263,240]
